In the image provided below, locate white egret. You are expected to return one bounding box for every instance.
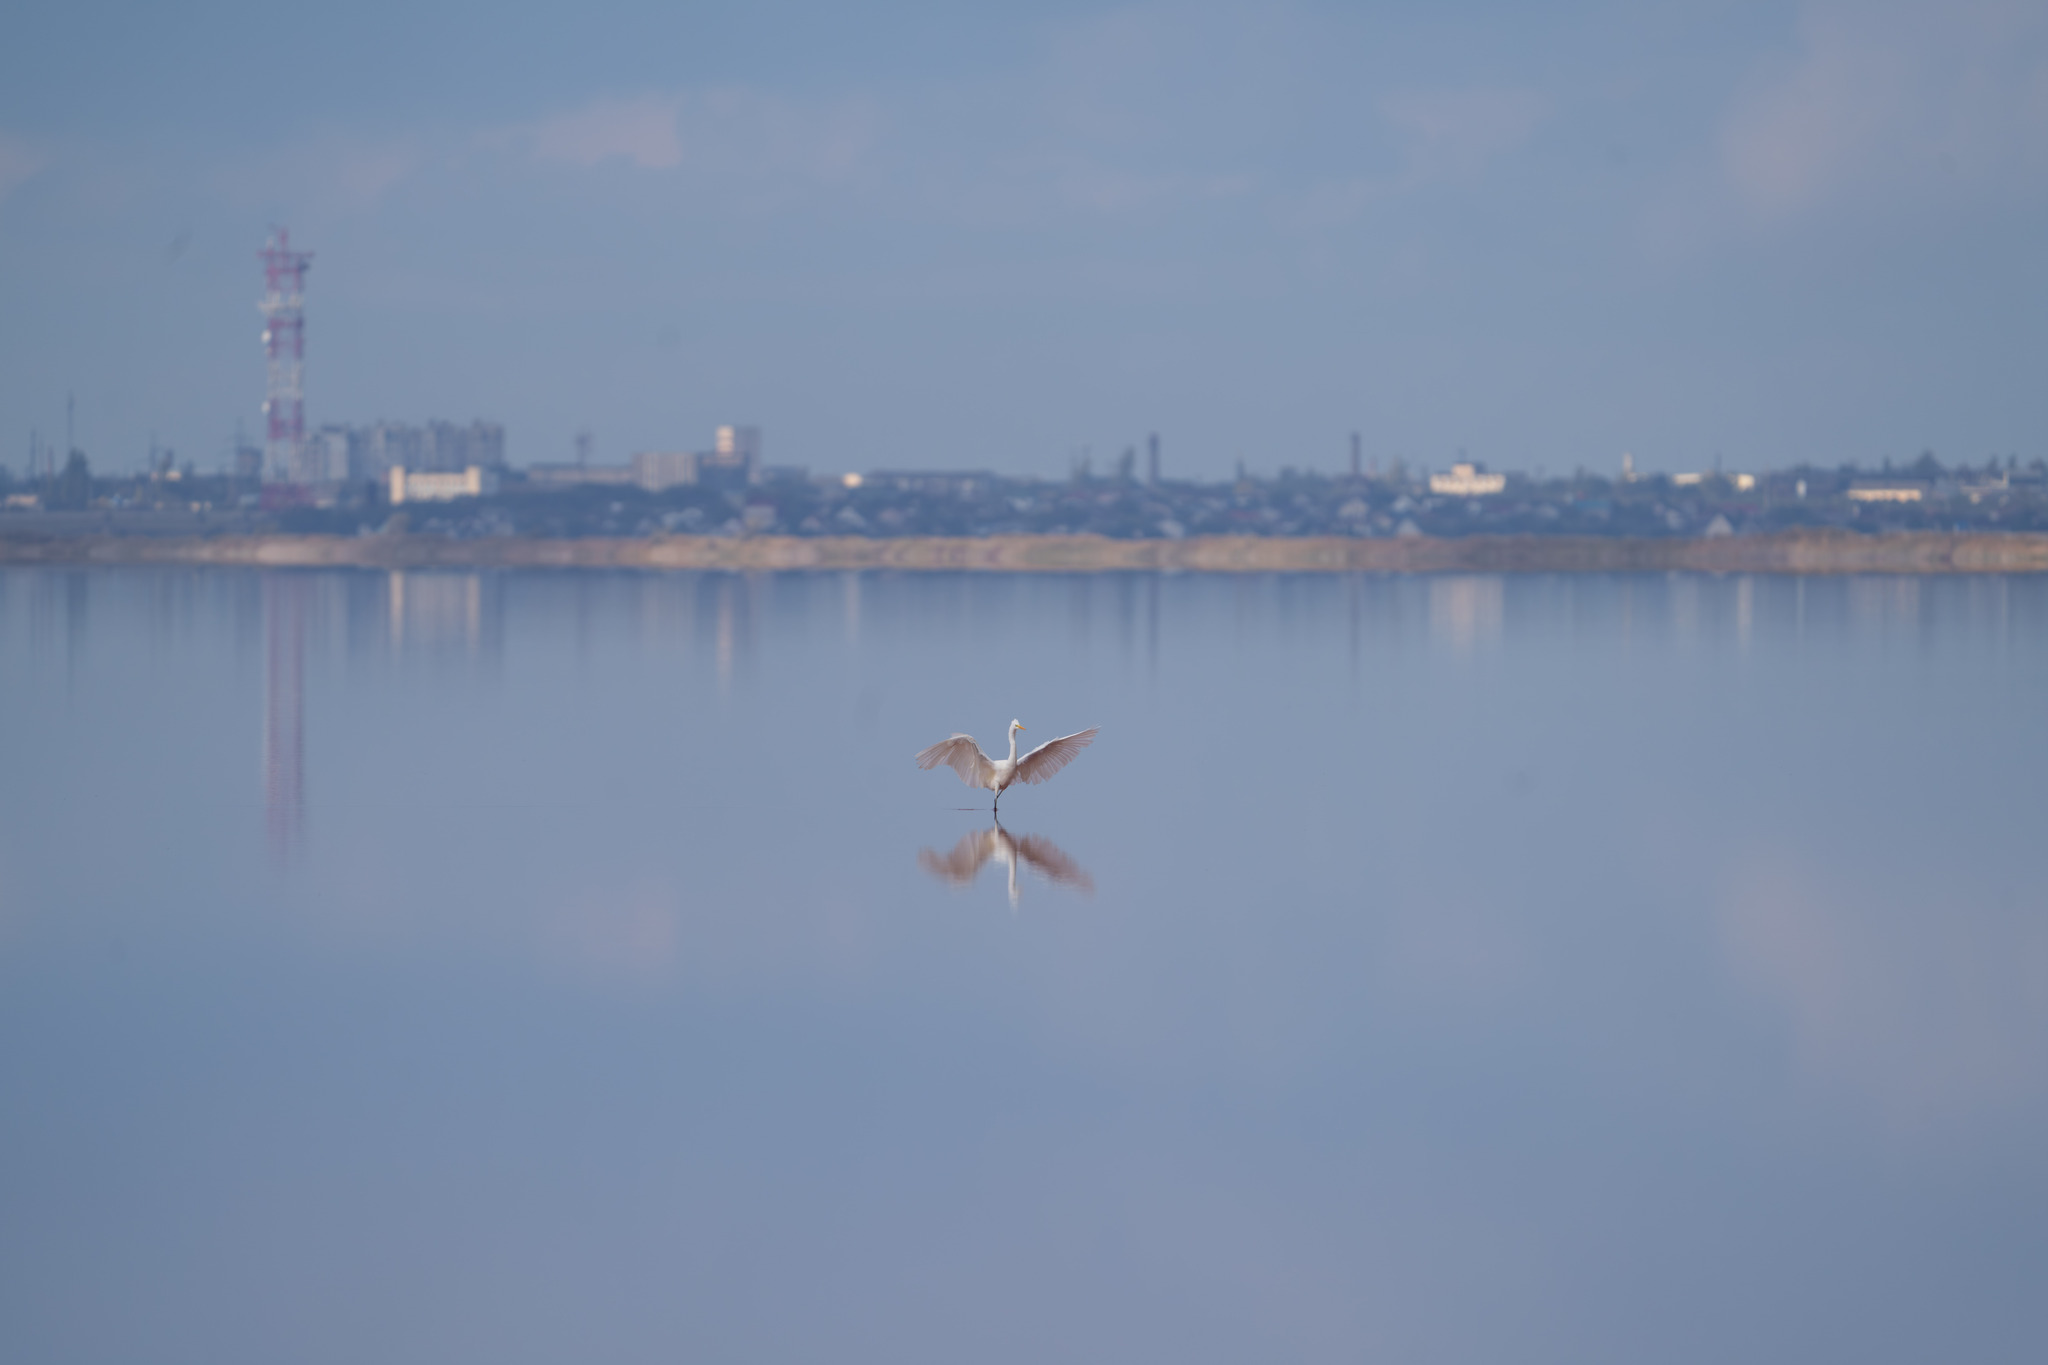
[915,719,1099,814]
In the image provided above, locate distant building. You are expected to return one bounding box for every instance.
[524,450,715,492]
[632,451,698,491]
[305,425,351,483]
[431,420,504,473]
[1959,473,2010,503]
[1847,482,1927,503]
[717,424,759,462]
[526,462,637,489]
[362,423,415,480]
[337,420,505,483]
[255,419,506,487]
[1429,462,1507,497]
[1674,471,1757,492]
[698,425,759,488]
[522,424,761,493]
[389,465,496,504]
[866,471,996,498]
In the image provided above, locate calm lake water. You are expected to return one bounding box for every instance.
[3,567,2045,1363]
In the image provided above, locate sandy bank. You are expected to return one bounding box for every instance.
[2,529,2045,574]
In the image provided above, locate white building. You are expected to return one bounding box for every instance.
[1847,483,1925,503]
[389,465,496,504]
[1429,462,1507,497]
[1673,471,1757,491]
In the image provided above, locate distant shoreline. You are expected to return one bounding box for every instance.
[2,529,2045,574]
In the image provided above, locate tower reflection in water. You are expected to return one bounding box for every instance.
[918,822,1094,908]
[263,570,501,858]
[262,575,306,858]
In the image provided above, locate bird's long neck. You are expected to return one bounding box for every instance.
[1006,729,1019,763]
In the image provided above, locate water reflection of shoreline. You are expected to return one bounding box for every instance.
[385,571,497,657]
[1428,574,1503,652]
[919,823,1094,907]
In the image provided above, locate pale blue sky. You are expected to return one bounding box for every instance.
[2,0,2044,478]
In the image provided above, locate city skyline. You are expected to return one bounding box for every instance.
[3,1,2045,480]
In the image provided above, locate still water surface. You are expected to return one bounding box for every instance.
[2,568,2045,1363]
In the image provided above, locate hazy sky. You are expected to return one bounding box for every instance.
[2,0,2044,479]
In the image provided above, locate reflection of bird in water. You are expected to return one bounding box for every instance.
[915,719,1099,814]
[919,822,1095,907]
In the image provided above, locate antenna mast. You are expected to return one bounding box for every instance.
[259,228,313,482]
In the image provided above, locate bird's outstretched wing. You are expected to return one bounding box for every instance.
[1014,835,1095,891]
[915,734,994,788]
[1013,727,1099,785]
[919,828,1000,884]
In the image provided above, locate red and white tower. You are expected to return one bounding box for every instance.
[259,227,313,482]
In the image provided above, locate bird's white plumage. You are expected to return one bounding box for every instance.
[1014,729,1097,785]
[914,719,1098,811]
[916,734,996,788]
